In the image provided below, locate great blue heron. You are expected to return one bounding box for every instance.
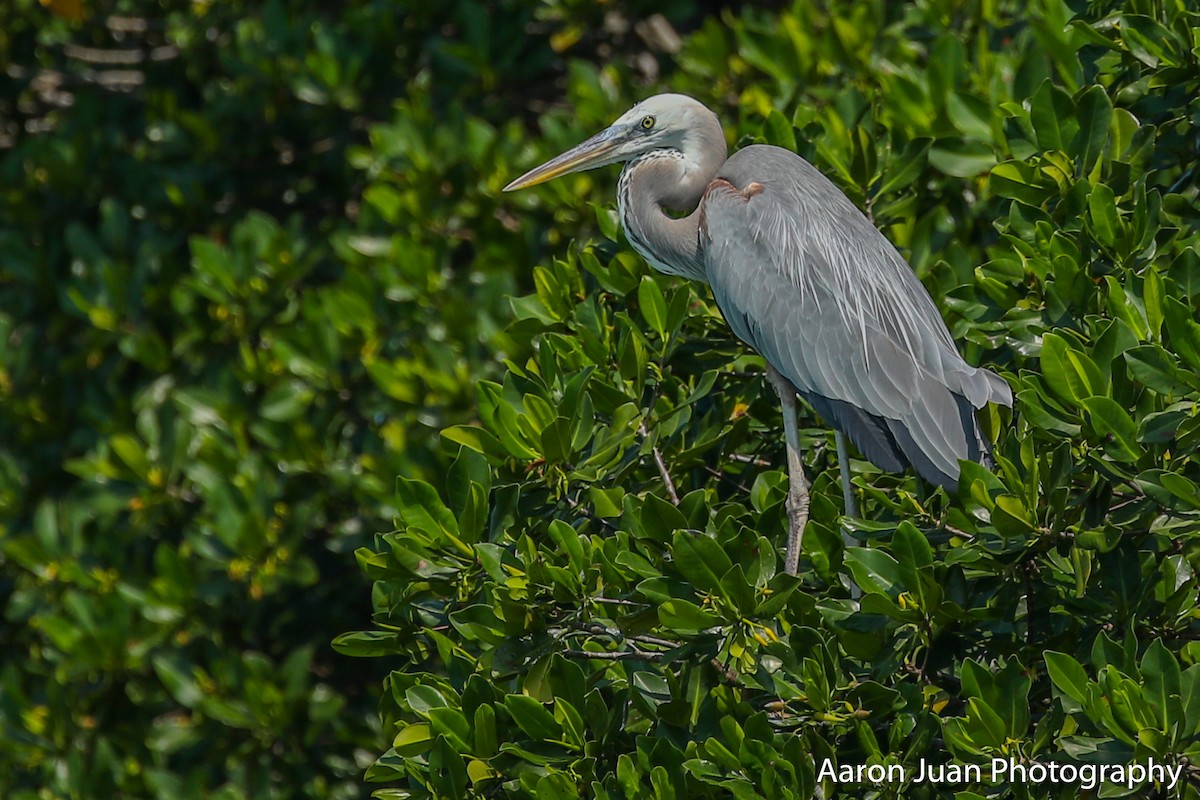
[505,94,1011,576]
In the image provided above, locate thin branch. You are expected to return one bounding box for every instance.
[727,453,772,467]
[106,16,152,33]
[639,421,679,505]
[630,634,682,649]
[591,597,644,608]
[63,44,146,65]
[709,657,740,684]
[561,648,666,662]
[939,523,976,540]
[704,465,751,494]
[7,64,144,92]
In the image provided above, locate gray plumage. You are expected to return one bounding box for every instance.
[504,94,1012,572]
[702,146,1011,487]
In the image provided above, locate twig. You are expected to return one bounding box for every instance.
[630,634,682,649]
[728,453,772,467]
[704,466,751,494]
[939,523,976,540]
[561,648,666,662]
[639,421,680,505]
[709,658,740,684]
[592,597,644,607]
[63,44,146,64]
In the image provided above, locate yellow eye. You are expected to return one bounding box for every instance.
[641,115,655,130]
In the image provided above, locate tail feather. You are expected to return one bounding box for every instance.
[808,386,995,491]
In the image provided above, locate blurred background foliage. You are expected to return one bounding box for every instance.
[0,0,749,796]
[1,1,1199,799]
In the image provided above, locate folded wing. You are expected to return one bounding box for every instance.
[701,145,1010,488]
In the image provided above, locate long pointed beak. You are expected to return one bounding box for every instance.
[503,125,629,192]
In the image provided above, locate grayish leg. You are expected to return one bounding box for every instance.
[835,429,858,520]
[834,429,862,600]
[766,365,810,577]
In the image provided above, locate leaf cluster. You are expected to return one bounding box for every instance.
[346,1,1200,798]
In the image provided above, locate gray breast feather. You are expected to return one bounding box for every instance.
[701,145,1010,487]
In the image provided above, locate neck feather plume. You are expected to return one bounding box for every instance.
[617,111,727,283]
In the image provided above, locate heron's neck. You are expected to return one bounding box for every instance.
[618,145,725,283]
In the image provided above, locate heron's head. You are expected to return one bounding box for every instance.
[503,94,725,192]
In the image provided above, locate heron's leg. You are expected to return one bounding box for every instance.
[835,430,858,519]
[834,429,862,601]
[766,365,810,577]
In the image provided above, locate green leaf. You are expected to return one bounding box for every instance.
[1044,651,1091,704]
[454,482,486,546]
[1040,332,1105,404]
[664,285,691,336]
[891,522,933,606]
[474,705,498,757]
[929,138,995,177]
[151,654,203,708]
[658,599,721,634]
[595,204,620,242]
[504,694,562,741]
[1169,248,1200,299]
[946,92,992,140]
[617,754,640,796]
[671,531,733,595]
[1029,79,1077,151]
[1136,470,1200,510]
[448,447,492,513]
[428,707,472,753]
[1137,408,1188,443]
[1141,639,1181,730]
[1163,296,1200,372]
[1143,266,1164,340]
[109,434,150,480]
[548,520,587,574]
[589,486,624,518]
[1081,397,1142,463]
[1072,85,1112,175]
[441,425,508,460]
[537,773,580,800]
[640,493,688,537]
[876,138,931,195]
[510,294,558,325]
[718,564,755,615]
[260,380,313,422]
[1120,14,1183,68]
[754,573,802,617]
[967,697,1006,747]
[540,417,575,463]
[989,160,1054,207]
[396,477,459,538]
[763,109,797,152]
[1181,666,1200,738]
[430,736,468,797]
[1124,345,1197,395]
[533,265,571,321]
[406,685,450,714]
[1105,277,1149,341]
[331,631,401,657]
[392,723,433,757]
[844,548,903,597]
[638,276,668,337]
[1087,183,1119,248]
[992,494,1037,537]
